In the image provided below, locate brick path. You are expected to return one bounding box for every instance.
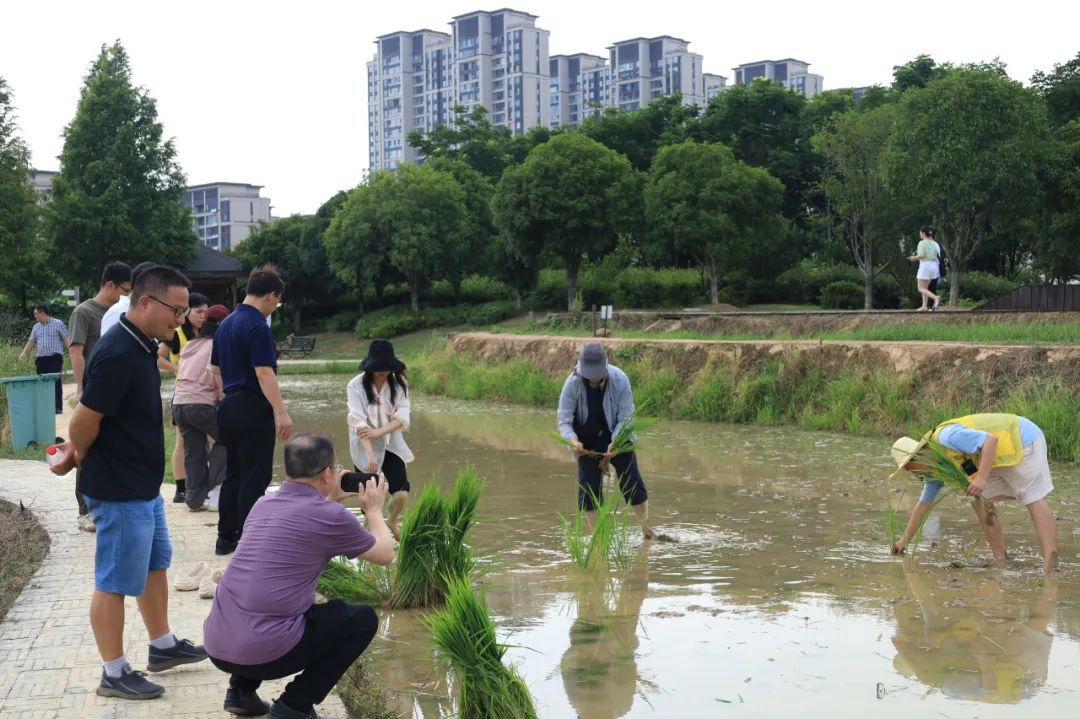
[0,458,348,718]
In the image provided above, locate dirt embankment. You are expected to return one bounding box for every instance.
[563,310,1080,336]
[449,332,1080,384]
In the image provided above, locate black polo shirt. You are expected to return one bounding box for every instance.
[211,303,277,394]
[79,314,165,501]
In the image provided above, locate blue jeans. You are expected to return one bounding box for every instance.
[85,494,172,596]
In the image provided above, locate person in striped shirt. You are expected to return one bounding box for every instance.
[20,305,71,413]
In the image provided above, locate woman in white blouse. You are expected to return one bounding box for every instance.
[347,339,413,538]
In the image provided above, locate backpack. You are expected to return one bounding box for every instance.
[935,241,947,279]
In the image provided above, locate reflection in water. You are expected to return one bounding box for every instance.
[891,565,1055,703]
[560,553,650,719]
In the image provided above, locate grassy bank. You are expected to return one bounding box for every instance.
[498,319,1080,345]
[410,344,1080,462]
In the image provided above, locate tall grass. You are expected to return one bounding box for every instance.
[411,343,1080,463]
[425,577,537,719]
[318,467,484,609]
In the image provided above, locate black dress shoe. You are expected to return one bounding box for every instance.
[173,490,187,504]
[225,687,270,716]
[215,537,238,556]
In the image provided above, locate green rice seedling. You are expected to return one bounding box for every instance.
[390,483,451,609]
[561,487,636,570]
[444,466,482,580]
[425,577,537,719]
[317,557,392,605]
[885,489,906,545]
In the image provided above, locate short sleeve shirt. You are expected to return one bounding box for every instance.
[28,318,69,357]
[917,239,939,263]
[937,417,1043,455]
[79,315,165,501]
[203,482,375,664]
[211,304,277,394]
[67,299,108,358]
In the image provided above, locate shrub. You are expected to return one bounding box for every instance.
[820,280,865,310]
[957,271,1021,303]
[354,302,517,339]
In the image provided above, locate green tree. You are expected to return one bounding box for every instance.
[0,77,48,309]
[50,42,196,288]
[644,141,787,305]
[1031,51,1080,127]
[579,94,699,172]
[382,164,467,311]
[232,214,337,332]
[1036,121,1080,282]
[891,55,949,92]
[407,105,515,182]
[425,157,495,298]
[492,133,637,310]
[883,69,1053,304]
[323,174,398,312]
[813,104,898,309]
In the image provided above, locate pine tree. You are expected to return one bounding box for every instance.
[50,42,196,287]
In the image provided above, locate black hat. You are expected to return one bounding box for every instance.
[360,339,406,373]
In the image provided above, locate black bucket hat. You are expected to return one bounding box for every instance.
[360,339,406,373]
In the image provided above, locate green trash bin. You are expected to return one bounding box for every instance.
[0,373,61,450]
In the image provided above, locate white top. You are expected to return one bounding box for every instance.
[100,295,130,337]
[346,372,413,469]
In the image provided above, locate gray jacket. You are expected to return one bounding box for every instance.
[557,364,635,443]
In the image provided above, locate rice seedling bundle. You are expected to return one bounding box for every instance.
[425,577,537,719]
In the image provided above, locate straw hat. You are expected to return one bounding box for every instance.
[889,433,931,481]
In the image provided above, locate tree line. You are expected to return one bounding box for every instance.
[2,44,1078,327]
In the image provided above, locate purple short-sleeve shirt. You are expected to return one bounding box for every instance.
[203,482,375,665]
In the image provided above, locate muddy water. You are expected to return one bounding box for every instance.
[280,376,1080,718]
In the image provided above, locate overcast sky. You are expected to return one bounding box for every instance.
[3,1,1078,215]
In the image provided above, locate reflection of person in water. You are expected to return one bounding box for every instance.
[891,566,1055,703]
[560,555,649,718]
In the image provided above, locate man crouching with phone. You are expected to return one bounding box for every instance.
[203,433,394,718]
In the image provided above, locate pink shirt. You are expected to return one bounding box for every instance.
[172,337,219,405]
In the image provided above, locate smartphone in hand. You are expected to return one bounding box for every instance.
[341,470,380,493]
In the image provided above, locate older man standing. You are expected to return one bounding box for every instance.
[19,305,71,413]
[557,343,655,540]
[50,265,209,700]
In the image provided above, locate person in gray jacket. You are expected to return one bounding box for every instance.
[557,343,654,539]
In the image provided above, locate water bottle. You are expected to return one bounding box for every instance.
[45,444,66,468]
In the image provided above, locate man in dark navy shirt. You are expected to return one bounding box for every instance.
[211,267,292,556]
[51,265,208,700]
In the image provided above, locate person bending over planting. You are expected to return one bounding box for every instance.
[558,343,655,540]
[889,413,1058,572]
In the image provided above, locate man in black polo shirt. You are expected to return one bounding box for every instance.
[50,265,209,700]
[212,267,293,556]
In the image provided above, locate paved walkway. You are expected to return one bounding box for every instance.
[0,458,348,718]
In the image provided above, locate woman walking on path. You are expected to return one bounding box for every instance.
[908,225,941,311]
[172,304,229,512]
[346,340,413,540]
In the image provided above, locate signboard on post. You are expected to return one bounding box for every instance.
[63,287,80,307]
[600,305,613,320]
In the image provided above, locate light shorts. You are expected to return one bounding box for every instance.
[918,435,1053,506]
[84,494,172,596]
[916,261,940,281]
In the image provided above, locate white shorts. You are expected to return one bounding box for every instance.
[984,435,1053,505]
[916,261,939,281]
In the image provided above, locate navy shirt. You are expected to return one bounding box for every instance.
[576,379,611,450]
[212,304,277,394]
[79,315,165,502]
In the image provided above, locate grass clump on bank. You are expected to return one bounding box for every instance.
[0,499,51,621]
[425,577,537,719]
[318,466,483,609]
[411,343,1080,462]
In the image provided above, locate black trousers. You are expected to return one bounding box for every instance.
[35,353,63,413]
[209,600,378,714]
[216,390,276,542]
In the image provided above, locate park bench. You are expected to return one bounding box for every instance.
[276,334,317,359]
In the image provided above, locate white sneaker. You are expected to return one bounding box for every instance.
[77,513,96,533]
[173,562,209,592]
[198,568,224,599]
[208,486,220,512]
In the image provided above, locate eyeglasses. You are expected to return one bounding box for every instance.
[148,295,190,319]
[118,284,133,296]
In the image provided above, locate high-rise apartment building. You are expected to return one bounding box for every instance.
[703,73,728,101]
[608,36,704,112]
[549,53,607,128]
[732,58,824,98]
[184,182,271,251]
